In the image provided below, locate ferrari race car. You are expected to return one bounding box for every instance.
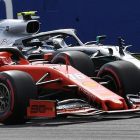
[0,47,140,125]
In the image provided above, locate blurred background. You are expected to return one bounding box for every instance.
[1,0,140,52]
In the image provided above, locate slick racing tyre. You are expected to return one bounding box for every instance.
[0,70,38,125]
[97,61,140,108]
[51,51,95,77]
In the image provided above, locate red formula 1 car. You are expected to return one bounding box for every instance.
[0,47,140,125]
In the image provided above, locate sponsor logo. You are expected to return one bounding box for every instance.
[0,39,7,45]
[27,100,56,117]
[79,87,96,101]
[0,76,5,80]
[66,73,86,80]
[30,105,55,113]
[82,81,97,87]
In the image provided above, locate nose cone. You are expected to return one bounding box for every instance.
[106,99,124,110]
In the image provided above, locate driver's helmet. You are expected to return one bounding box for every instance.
[53,38,67,48]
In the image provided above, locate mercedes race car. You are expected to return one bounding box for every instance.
[11,28,140,73]
[1,11,140,73]
[0,11,40,47]
[0,47,140,125]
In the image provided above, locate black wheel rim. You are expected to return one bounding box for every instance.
[0,83,11,113]
[103,75,118,94]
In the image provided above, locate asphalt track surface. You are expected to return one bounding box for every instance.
[1,114,140,140]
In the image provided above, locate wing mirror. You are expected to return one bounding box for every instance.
[96,35,106,43]
[84,35,106,45]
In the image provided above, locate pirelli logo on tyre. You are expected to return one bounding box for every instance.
[82,81,97,87]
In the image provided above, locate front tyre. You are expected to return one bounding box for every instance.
[97,61,140,108]
[0,70,38,125]
[51,51,95,77]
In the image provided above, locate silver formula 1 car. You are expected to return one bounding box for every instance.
[1,11,139,72]
[11,28,140,73]
[0,11,40,47]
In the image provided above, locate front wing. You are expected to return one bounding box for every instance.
[27,100,140,119]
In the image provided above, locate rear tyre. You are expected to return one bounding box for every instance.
[0,70,38,125]
[51,51,95,77]
[97,61,140,108]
